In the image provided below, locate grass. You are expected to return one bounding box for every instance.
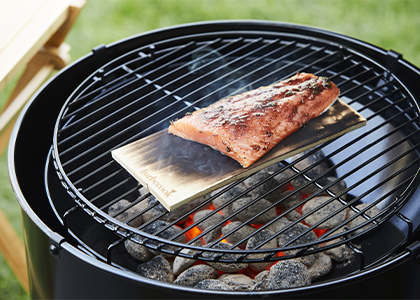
[0,0,419,298]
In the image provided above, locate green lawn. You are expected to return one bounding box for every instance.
[0,0,419,298]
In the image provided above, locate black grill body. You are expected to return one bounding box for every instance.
[9,21,420,299]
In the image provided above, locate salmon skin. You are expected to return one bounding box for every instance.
[168,73,340,168]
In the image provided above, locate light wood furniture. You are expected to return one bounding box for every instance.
[0,0,85,293]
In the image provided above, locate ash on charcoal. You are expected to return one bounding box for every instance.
[136,255,174,283]
[203,242,248,272]
[277,222,318,267]
[124,234,154,262]
[277,190,304,211]
[221,221,256,248]
[323,227,355,263]
[218,273,254,291]
[302,196,347,229]
[290,149,330,179]
[307,253,332,281]
[231,197,276,224]
[267,260,311,289]
[251,260,311,290]
[108,199,144,227]
[172,240,202,275]
[243,165,288,203]
[266,217,291,232]
[347,203,381,234]
[324,242,354,263]
[246,229,278,272]
[287,149,333,195]
[194,279,232,291]
[251,270,271,291]
[174,264,219,287]
[286,209,303,221]
[280,168,319,195]
[189,194,213,210]
[204,242,249,272]
[254,270,270,282]
[139,220,185,257]
[212,184,247,219]
[193,209,225,243]
[142,196,191,223]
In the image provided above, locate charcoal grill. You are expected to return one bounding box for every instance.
[9,21,420,299]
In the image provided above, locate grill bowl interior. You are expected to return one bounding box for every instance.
[44,21,420,286]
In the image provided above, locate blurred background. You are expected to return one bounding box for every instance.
[0,0,419,298]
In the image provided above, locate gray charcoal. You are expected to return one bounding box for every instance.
[203,242,248,272]
[290,149,330,178]
[347,203,380,233]
[265,217,291,233]
[251,270,271,291]
[218,273,254,291]
[189,194,213,210]
[277,222,318,266]
[136,256,174,283]
[302,196,347,229]
[221,221,256,248]
[174,264,219,287]
[246,229,278,272]
[251,278,270,291]
[193,209,225,232]
[194,279,231,291]
[172,240,202,275]
[322,227,354,263]
[307,253,332,281]
[231,197,276,224]
[243,165,288,203]
[108,199,144,227]
[324,243,354,263]
[124,235,154,262]
[277,190,304,210]
[267,260,311,289]
[289,149,331,192]
[280,167,319,195]
[286,210,302,222]
[140,220,186,257]
[277,222,317,248]
[254,270,270,282]
[211,184,247,218]
[193,209,225,243]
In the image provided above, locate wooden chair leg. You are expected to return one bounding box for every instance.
[0,43,70,157]
[0,57,55,157]
[0,0,85,293]
[0,210,29,293]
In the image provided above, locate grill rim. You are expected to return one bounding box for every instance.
[49,21,420,262]
[7,20,420,297]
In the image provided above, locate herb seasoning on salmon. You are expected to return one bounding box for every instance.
[168,73,340,168]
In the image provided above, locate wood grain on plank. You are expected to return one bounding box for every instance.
[112,98,366,211]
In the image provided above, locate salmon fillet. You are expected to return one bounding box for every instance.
[168,73,340,168]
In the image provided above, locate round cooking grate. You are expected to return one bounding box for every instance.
[51,22,420,265]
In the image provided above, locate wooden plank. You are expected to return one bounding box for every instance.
[45,0,86,48]
[0,0,70,91]
[0,0,49,53]
[112,99,367,211]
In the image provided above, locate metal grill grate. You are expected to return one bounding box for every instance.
[51,29,420,265]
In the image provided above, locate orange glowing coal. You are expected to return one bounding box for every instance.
[182,210,228,243]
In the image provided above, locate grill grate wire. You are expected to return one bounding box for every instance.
[52,34,420,264]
